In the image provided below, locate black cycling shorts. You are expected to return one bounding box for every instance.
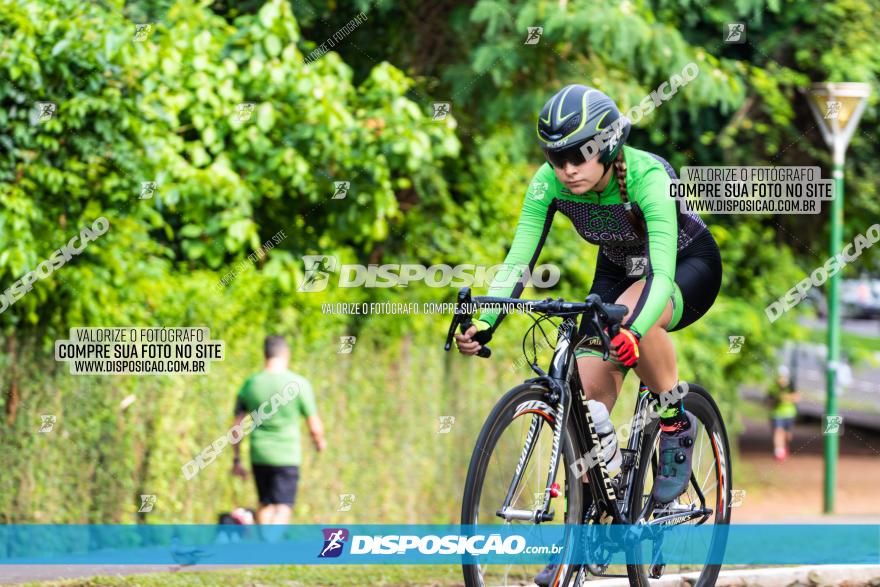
[252,464,299,506]
[588,230,722,332]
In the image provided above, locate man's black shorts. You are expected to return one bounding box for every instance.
[252,464,299,505]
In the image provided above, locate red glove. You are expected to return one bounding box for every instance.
[610,328,640,367]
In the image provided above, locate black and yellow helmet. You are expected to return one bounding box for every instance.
[537,85,630,167]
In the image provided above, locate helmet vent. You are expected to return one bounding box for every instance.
[559,114,582,138]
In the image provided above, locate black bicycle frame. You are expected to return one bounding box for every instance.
[496,318,709,528]
[556,319,627,524]
[483,293,712,530]
[496,316,628,525]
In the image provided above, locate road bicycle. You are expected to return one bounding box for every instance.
[444,287,732,586]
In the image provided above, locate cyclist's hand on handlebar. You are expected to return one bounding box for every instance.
[610,327,640,367]
[454,320,492,356]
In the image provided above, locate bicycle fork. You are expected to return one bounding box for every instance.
[496,333,577,524]
[496,382,568,523]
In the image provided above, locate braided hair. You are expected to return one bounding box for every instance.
[612,149,646,239]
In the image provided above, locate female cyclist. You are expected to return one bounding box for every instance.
[455,84,723,520]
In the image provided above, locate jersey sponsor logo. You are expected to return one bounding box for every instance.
[527,180,550,201]
[555,202,642,243]
[578,228,641,244]
[588,209,622,232]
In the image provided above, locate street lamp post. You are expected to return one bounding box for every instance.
[804,82,871,514]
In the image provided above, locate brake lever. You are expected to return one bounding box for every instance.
[445,287,491,358]
[443,313,460,351]
[592,313,612,361]
[608,321,622,338]
[445,287,471,352]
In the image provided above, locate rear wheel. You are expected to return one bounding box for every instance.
[461,383,584,587]
[626,384,732,586]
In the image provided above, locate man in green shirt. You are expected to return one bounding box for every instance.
[231,336,326,524]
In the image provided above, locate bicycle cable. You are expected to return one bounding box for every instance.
[520,310,584,369]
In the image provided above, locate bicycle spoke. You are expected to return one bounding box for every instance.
[508,421,541,507]
[701,480,718,496]
[695,422,706,476]
[510,418,544,508]
[510,451,539,508]
[700,456,714,490]
[497,416,533,512]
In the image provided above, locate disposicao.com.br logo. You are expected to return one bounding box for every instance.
[318,528,349,558]
[318,528,559,557]
[350,534,530,555]
[298,255,560,292]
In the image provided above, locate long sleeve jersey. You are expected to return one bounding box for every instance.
[479,146,709,337]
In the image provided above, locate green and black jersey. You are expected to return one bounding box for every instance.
[479,145,709,337]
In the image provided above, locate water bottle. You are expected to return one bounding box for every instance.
[587,400,622,476]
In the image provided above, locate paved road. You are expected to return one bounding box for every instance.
[581,565,880,586]
[734,415,880,521]
[801,316,880,338]
[764,319,880,429]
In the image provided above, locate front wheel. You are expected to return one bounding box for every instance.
[626,383,733,586]
[461,382,584,587]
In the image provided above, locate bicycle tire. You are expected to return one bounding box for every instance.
[461,382,585,587]
[625,383,733,586]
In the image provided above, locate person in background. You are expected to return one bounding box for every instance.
[767,365,800,461]
[231,335,326,524]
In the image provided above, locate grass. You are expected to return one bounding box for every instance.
[805,327,880,355]
[23,565,464,587]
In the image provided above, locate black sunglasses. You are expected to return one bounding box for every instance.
[543,143,590,168]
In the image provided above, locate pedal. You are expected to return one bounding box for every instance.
[649,563,665,578]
